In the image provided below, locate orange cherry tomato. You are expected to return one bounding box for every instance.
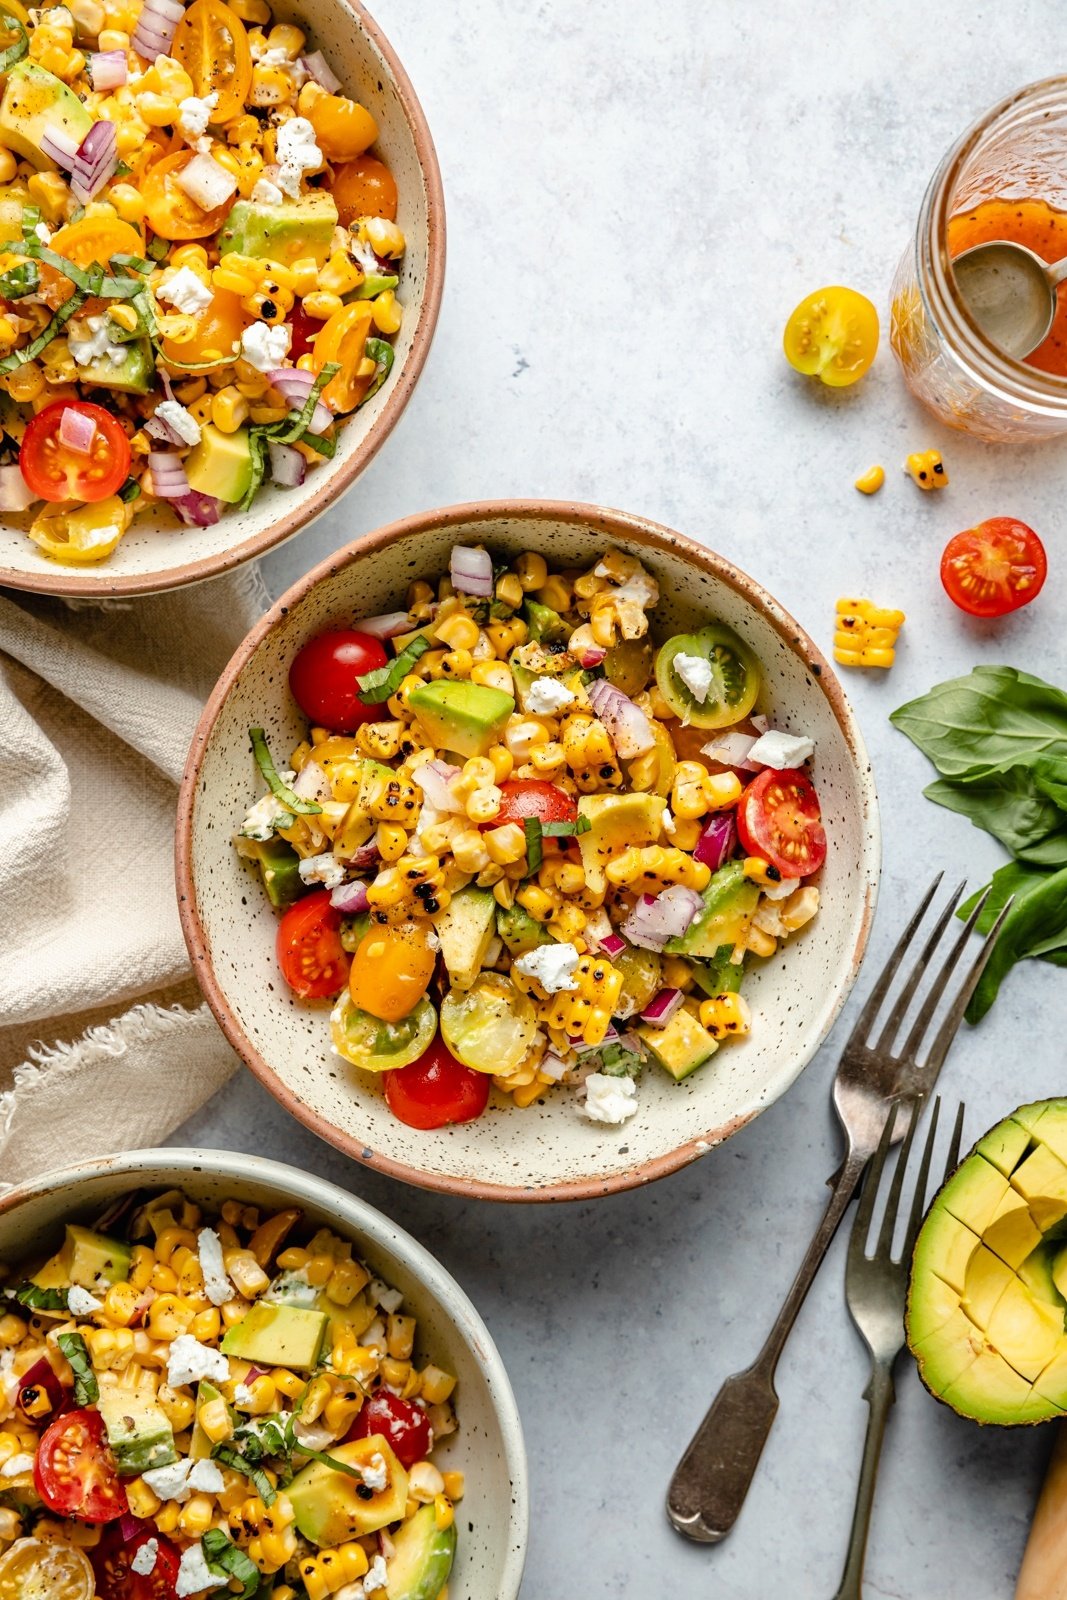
[329,155,398,227]
[160,286,247,367]
[312,301,375,413]
[170,0,252,125]
[306,90,378,163]
[38,217,145,309]
[143,151,233,241]
[349,920,437,1023]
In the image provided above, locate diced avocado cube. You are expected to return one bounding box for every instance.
[139,1190,188,1240]
[689,949,746,998]
[289,1435,408,1544]
[496,902,554,957]
[577,793,666,894]
[0,61,93,168]
[98,1385,178,1476]
[386,1502,457,1600]
[353,272,399,299]
[220,1301,327,1370]
[523,598,570,646]
[665,861,759,959]
[638,1009,719,1081]
[185,423,253,504]
[433,887,497,989]
[218,193,338,267]
[33,1225,131,1293]
[407,681,514,759]
[251,835,305,908]
[79,337,154,395]
[0,200,24,244]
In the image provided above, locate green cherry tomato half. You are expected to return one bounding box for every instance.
[655,625,761,729]
[330,993,437,1072]
[439,974,537,1075]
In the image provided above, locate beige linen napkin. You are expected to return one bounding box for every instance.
[0,567,270,1191]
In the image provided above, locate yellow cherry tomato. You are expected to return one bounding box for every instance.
[29,495,132,565]
[783,285,879,387]
[313,301,375,413]
[306,90,378,163]
[0,1539,93,1600]
[170,0,253,125]
[38,217,145,309]
[161,286,246,366]
[329,155,398,226]
[143,150,232,241]
[349,919,437,1022]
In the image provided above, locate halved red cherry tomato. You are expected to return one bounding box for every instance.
[289,629,388,732]
[288,300,320,362]
[350,919,437,1022]
[92,1524,180,1600]
[482,779,577,832]
[19,402,131,504]
[34,1409,127,1524]
[384,1036,491,1129]
[737,767,826,878]
[277,889,350,1000]
[940,517,1047,618]
[346,1389,434,1465]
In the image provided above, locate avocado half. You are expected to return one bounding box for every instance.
[907,1099,1067,1425]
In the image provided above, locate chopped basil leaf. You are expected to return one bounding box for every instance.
[361,337,394,405]
[7,1283,69,1311]
[211,1444,277,1506]
[57,1332,98,1406]
[148,235,169,260]
[249,727,322,816]
[118,477,141,503]
[200,1529,261,1599]
[355,634,430,705]
[523,817,543,875]
[241,364,341,509]
[542,817,591,838]
[19,206,40,244]
[0,290,85,374]
[292,1443,368,1482]
[274,362,340,445]
[0,10,28,72]
[0,261,38,299]
[111,252,153,274]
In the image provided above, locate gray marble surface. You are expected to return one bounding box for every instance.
[173,2,1067,1593]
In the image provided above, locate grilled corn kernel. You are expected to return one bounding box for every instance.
[157,1384,196,1431]
[303,290,344,321]
[0,149,18,184]
[434,613,478,651]
[515,552,547,591]
[484,822,526,865]
[904,448,947,490]
[212,386,250,432]
[470,661,514,695]
[833,596,905,669]
[365,215,405,257]
[196,1394,233,1443]
[418,1364,456,1404]
[100,1282,142,1328]
[466,785,501,824]
[125,1477,162,1519]
[854,463,885,494]
[699,993,752,1039]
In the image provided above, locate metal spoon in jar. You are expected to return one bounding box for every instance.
[953,239,1067,360]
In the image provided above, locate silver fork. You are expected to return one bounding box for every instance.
[666,874,1012,1544]
[831,1097,965,1600]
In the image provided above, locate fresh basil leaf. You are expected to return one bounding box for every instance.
[0,261,38,299]
[249,727,322,816]
[148,235,169,260]
[965,864,1067,1023]
[7,1283,69,1311]
[523,817,542,874]
[291,1443,367,1482]
[241,429,272,513]
[958,862,1051,934]
[57,1332,98,1406]
[0,290,85,374]
[273,362,340,446]
[118,477,141,503]
[922,767,1067,861]
[361,337,394,405]
[355,634,430,704]
[20,206,40,244]
[201,1530,261,1598]
[111,252,153,274]
[891,666,1067,781]
[0,9,27,72]
[542,817,591,837]
[211,1444,276,1506]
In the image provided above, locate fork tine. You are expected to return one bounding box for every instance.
[875,1097,921,1259]
[896,885,992,1065]
[843,874,944,1051]
[900,1098,943,1261]
[915,896,1015,1087]
[946,1101,966,1172]
[873,882,967,1054]
[850,1104,899,1265]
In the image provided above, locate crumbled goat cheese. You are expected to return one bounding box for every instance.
[299,853,347,890]
[514,941,580,994]
[69,314,127,368]
[745,729,815,769]
[175,153,237,212]
[593,562,658,609]
[583,1072,638,1125]
[131,1538,159,1575]
[188,1460,225,1494]
[0,1453,34,1477]
[369,1278,404,1314]
[233,1384,254,1405]
[525,676,575,714]
[177,90,218,142]
[157,265,214,316]
[167,1333,229,1389]
[34,221,51,243]
[155,399,202,446]
[240,320,291,372]
[239,792,292,840]
[363,1554,389,1592]
[77,524,121,552]
[251,176,284,205]
[66,1285,102,1314]
[672,652,713,704]
[360,1452,388,1492]
[275,115,322,198]
[175,1542,225,1596]
[143,1456,226,1504]
[197,1227,235,1306]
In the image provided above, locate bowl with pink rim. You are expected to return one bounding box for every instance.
[176,500,881,1201]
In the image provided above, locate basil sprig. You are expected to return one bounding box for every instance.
[201,1530,261,1598]
[240,363,341,510]
[212,1443,277,1506]
[0,290,86,374]
[361,337,394,405]
[57,1332,98,1406]
[249,728,322,816]
[355,633,430,705]
[5,1283,69,1311]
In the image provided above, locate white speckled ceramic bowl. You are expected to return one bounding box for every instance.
[0,0,444,599]
[0,1149,528,1596]
[177,501,881,1200]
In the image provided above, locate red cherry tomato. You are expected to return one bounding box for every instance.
[289,629,388,732]
[16,1356,68,1425]
[92,1523,181,1600]
[481,779,577,832]
[288,299,319,362]
[19,401,131,504]
[384,1036,491,1129]
[346,1389,433,1467]
[34,1408,128,1524]
[940,517,1047,618]
[737,767,827,879]
[277,889,350,999]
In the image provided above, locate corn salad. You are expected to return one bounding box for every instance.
[0,1186,460,1599]
[236,546,829,1130]
[0,0,405,564]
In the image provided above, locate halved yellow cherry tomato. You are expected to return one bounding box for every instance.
[313,301,375,413]
[783,285,879,387]
[170,0,252,125]
[161,286,246,366]
[330,155,398,226]
[28,495,132,565]
[39,217,145,309]
[0,0,29,24]
[0,1538,93,1600]
[143,150,233,241]
[306,90,378,163]
[349,919,437,1022]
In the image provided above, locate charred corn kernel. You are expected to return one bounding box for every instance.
[419,818,462,856]
[277,1246,310,1271]
[470,661,514,695]
[671,760,710,820]
[125,1477,161,1519]
[319,250,363,297]
[303,289,344,321]
[362,766,420,823]
[854,464,885,494]
[157,1385,196,1430]
[356,720,404,760]
[234,1374,277,1414]
[179,1493,215,1537]
[434,1493,454,1530]
[547,903,586,943]
[833,596,905,669]
[605,844,710,893]
[374,822,408,861]
[225,1249,270,1298]
[540,859,585,895]
[495,571,523,609]
[781,885,819,932]
[516,882,557,921]
[450,829,490,873]
[704,771,743,808]
[250,61,297,104]
[465,785,501,824]
[667,817,701,851]
[529,741,566,775]
[746,923,777,958]
[385,1313,415,1360]
[270,1367,305,1401]
[514,552,548,591]
[531,954,623,1046]
[434,613,478,651]
[298,1373,332,1424]
[299,1541,369,1600]
[148,1295,195,1341]
[368,287,402,334]
[85,1326,135,1370]
[451,757,495,797]
[742,856,786,891]
[533,575,570,614]
[149,1262,179,1294]
[212,386,251,433]
[196,1394,233,1443]
[365,215,405,257]
[484,822,526,866]
[325,1257,368,1305]
[100,1282,141,1327]
[486,617,527,655]
[492,876,515,910]
[504,717,551,760]
[438,647,472,679]
[4,363,45,402]
[699,993,752,1039]
[904,448,947,489]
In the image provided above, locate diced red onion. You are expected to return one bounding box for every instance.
[0,462,37,512]
[145,412,184,446]
[572,1025,619,1055]
[640,988,685,1027]
[621,885,703,951]
[147,449,189,501]
[243,1366,267,1383]
[300,49,340,92]
[133,0,182,54]
[88,49,127,89]
[268,367,314,402]
[599,932,627,958]
[617,1029,645,1057]
[539,1051,569,1081]
[330,880,369,914]
[309,400,332,434]
[576,645,607,668]
[40,123,79,170]
[450,545,493,597]
[702,731,758,769]
[751,714,769,733]
[268,441,305,488]
[293,760,330,803]
[587,677,655,758]
[347,839,381,870]
[70,119,118,203]
[174,489,220,526]
[119,1512,150,1543]
[693,812,736,872]
[358,611,411,640]
[413,759,463,813]
[58,406,96,456]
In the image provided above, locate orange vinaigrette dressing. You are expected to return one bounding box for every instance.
[947,198,1067,375]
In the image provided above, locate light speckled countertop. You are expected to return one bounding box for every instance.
[173,2,1067,1593]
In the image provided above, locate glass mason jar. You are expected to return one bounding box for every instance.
[891,76,1067,442]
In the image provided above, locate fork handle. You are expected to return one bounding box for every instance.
[831,1361,896,1600]
[666,1149,868,1543]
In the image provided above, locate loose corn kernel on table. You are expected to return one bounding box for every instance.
[173,0,1067,1594]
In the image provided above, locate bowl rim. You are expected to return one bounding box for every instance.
[0,1145,530,1600]
[0,0,446,601]
[176,498,881,1201]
